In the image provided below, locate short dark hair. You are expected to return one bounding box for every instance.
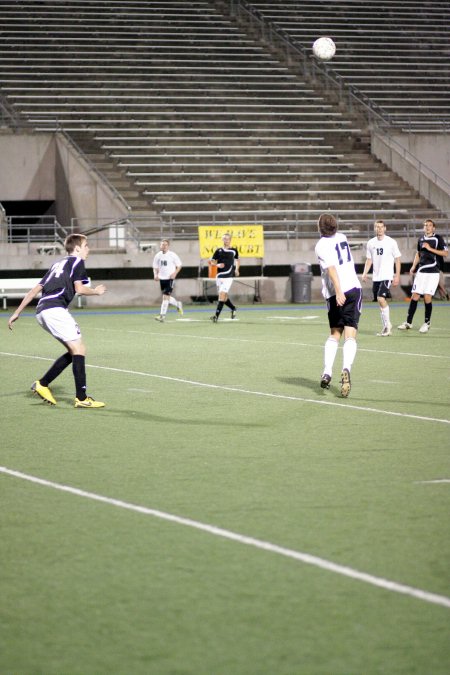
[424,219,435,228]
[64,233,87,253]
[318,213,338,237]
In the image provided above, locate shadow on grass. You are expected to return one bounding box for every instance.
[277,376,324,395]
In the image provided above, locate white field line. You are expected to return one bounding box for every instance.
[89,326,450,360]
[1,466,449,610]
[415,479,450,484]
[1,351,449,425]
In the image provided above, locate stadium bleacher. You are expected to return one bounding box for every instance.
[242,0,450,131]
[0,0,448,240]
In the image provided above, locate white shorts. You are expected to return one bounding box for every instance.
[216,277,234,294]
[412,271,439,297]
[36,307,82,343]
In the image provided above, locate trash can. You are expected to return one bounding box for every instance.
[290,263,313,303]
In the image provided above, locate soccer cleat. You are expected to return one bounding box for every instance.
[74,396,105,408]
[419,322,430,333]
[154,315,164,322]
[231,308,237,319]
[177,301,183,316]
[31,380,57,405]
[397,321,412,330]
[210,315,218,323]
[320,373,331,389]
[377,323,392,337]
[340,369,351,398]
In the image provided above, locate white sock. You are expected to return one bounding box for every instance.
[160,299,169,316]
[343,337,357,371]
[168,296,178,307]
[380,306,390,329]
[323,337,339,376]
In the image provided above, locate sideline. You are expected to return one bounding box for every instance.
[1,466,449,610]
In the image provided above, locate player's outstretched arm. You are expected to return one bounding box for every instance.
[8,284,43,330]
[75,281,107,296]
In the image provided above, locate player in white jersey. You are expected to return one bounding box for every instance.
[315,213,362,397]
[362,220,401,336]
[152,240,183,322]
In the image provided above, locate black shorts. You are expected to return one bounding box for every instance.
[327,287,362,330]
[160,279,174,295]
[372,280,392,302]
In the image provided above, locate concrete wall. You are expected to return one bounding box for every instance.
[54,134,129,227]
[0,131,129,227]
[371,131,450,217]
[0,132,55,200]
[391,133,450,180]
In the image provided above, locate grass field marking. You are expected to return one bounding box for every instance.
[128,388,153,394]
[1,465,450,610]
[1,351,449,425]
[415,479,450,484]
[89,363,450,425]
[266,315,320,320]
[370,379,397,385]
[88,327,450,360]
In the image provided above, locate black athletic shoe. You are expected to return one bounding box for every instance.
[210,315,218,323]
[320,374,331,389]
[231,309,237,319]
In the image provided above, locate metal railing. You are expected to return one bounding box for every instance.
[69,217,141,250]
[71,213,449,251]
[2,215,68,252]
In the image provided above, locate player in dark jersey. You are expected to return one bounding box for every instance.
[210,233,240,322]
[8,233,107,407]
[398,219,448,333]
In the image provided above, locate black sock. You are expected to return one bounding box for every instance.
[40,352,72,387]
[215,300,224,317]
[72,355,87,400]
[424,302,432,324]
[407,299,418,324]
[225,299,236,311]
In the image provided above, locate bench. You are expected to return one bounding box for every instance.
[0,279,43,310]
[0,278,90,310]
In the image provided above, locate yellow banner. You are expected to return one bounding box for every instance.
[198,225,264,259]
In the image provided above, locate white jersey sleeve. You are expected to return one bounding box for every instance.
[315,232,361,299]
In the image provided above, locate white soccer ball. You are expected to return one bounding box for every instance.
[312,37,336,61]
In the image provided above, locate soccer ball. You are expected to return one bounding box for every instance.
[312,37,336,61]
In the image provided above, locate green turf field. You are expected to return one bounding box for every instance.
[1,302,449,675]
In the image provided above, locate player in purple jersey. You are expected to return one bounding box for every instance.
[8,233,107,408]
[210,233,240,322]
[398,219,448,333]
